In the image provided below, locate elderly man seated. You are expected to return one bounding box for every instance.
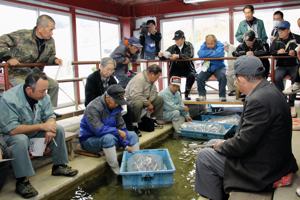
[197,34,227,102]
[195,56,298,200]
[158,76,192,137]
[84,57,117,106]
[125,64,164,136]
[79,84,139,175]
[0,72,78,199]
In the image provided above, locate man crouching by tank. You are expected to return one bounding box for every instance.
[0,72,78,199]
[79,84,139,175]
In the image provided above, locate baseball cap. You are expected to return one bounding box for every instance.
[278,21,290,30]
[173,30,185,40]
[106,84,127,105]
[234,55,265,76]
[170,76,181,87]
[128,37,143,48]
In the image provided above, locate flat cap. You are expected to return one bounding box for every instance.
[234,55,265,76]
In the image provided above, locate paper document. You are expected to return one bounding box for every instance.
[29,138,47,157]
[162,51,171,58]
[0,158,14,163]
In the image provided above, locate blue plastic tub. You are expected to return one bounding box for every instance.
[198,114,240,133]
[120,149,176,189]
[179,121,234,140]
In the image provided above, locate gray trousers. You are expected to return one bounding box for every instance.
[195,147,226,200]
[163,110,185,134]
[129,96,164,123]
[4,125,68,178]
[9,73,59,107]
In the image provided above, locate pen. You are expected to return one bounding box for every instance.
[52,138,58,147]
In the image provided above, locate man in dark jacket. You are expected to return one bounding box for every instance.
[270,21,299,109]
[158,30,195,100]
[233,30,270,78]
[140,19,162,60]
[85,57,117,106]
[195,56,298,200]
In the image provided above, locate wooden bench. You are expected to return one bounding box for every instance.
[65,131,79,160]
[229,191,273,200]
[183,100,243,105]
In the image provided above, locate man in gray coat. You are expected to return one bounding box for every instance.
[195,56,298,200]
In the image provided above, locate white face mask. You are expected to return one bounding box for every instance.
[273,20,281,28]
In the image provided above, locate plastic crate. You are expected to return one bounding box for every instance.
[199,114,240,133]
[179,121,234,140]
[120,149,176,189]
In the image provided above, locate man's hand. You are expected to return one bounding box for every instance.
[289,50,295,56]
[123,57,130,64]
[7,58,20,66]
[184,106,189,112]
[54,58,63,65]
[158,52,164,57]
[126,146,133,153]
[213,140,224,151]
[147,103,154,113]
[278,49,286,54]
[118,130,126,140]
[41,121,56,133]
[246,51,254,56]
[170,54,179,60]
[44,131,56,144]
[185,116,192,122]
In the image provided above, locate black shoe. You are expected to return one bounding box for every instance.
[16,180,38,199]
[54,112,62,118]
[52,165,78,177]
[133,126,142,137]
[228,90,236,96]
[185,96,191,100]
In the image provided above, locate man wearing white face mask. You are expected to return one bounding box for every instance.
[270,11,284,43]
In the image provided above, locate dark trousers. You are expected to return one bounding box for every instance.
[274,66,298,106]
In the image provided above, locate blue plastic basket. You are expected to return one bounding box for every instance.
[120,149,176,189]
[199,114,240,133]
[179,120,234,140]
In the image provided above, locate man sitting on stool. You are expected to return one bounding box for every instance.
[79,84,139,175]
[0,72,78,199]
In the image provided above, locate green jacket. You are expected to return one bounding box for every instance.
[0,28,57,74]
[0,84,55,135]
[235,18,268,43]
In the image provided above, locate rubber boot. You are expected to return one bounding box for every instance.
[103,146,120,175]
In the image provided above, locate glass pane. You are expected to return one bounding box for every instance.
[40,10,74,106]
[194,13,230,53]
[0,3,37,36]
[161,19,193,51]
[100,21,120,57]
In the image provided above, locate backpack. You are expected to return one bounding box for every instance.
[138,116,155,132]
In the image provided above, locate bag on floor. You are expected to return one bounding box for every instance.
[138,116,155,132]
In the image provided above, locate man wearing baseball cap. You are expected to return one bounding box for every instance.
[195,56,298,200]
[79,84,139,175]
[270,20,299,116]
[158,30,196,100]
[110,36,143,88]
[158,76,192,137]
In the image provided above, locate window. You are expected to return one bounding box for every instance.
[0,3,36,35]
[100,21,120,57]
[40,10,74,106]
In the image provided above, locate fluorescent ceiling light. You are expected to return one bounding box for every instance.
[183,0,216,4]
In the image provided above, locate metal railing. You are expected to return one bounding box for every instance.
[0,55,297,109]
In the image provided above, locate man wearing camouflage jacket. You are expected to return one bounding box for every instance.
[0,14,62,107]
